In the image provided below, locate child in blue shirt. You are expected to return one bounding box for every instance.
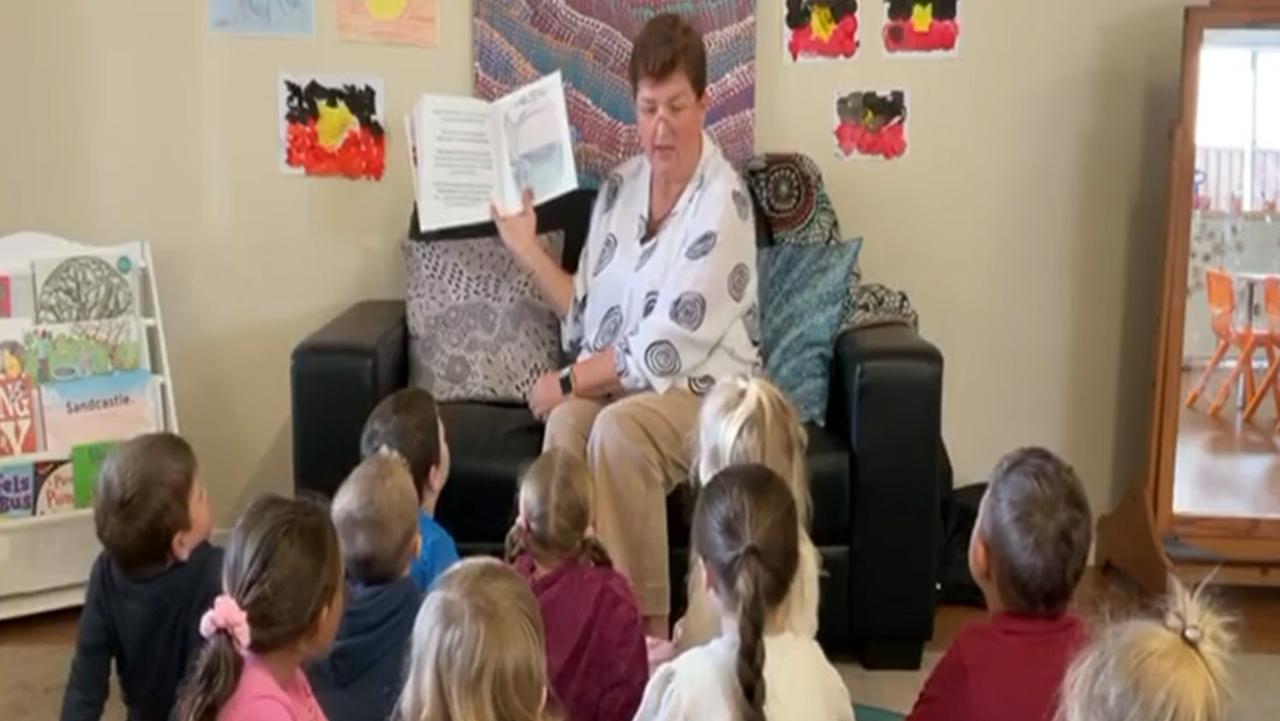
[360,388,459,590]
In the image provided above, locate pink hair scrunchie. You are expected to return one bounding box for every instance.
[199,594,251,652]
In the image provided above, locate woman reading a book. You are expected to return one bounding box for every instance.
[491,13,758,640]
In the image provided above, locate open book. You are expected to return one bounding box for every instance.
[408,72,578,233]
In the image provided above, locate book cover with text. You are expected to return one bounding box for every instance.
[0,319,42,458]
[41,371,156,454]
[34,459,75,515]
[0,462,35,517]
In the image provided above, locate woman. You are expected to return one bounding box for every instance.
[492,13,758,637]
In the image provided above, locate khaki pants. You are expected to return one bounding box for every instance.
[543,390,700,618]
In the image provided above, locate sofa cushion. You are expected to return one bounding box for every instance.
[403,232,564,403]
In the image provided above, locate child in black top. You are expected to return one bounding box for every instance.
[59,432,221,721]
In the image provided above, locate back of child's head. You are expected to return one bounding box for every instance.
[1060,578,1234,721]
[360,388,441,500]
[398,557,549,721]
[178,494,344,721]
[697,375,810,525]
[979,447,1092,615]
[94,432,198,575]
[332,448,420,584]
[504,448,610,568]
[692,463,800,721]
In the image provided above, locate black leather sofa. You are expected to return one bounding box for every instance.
[290,190,945,669]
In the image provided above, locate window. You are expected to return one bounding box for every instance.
[1195,38,1280,212]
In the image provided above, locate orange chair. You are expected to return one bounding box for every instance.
[1184,268,1263,414]
[1242,275,1280,423]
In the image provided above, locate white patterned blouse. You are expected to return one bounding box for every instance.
[563,133,760,395]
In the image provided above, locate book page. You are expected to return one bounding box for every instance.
[413,95,499,233]
[491,71,577,212]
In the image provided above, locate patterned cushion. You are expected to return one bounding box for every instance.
[847,282,919,331]
[403,233,564,403]
[760,238,863,424]
[743,154,843,246]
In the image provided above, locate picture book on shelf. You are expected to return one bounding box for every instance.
[0,320,42,458]
[33,250,142,324]
[34,458,75,515]
[41,371,157,454]
[72,441,119,509]
[0,462,35,517]
[25,318,150,385]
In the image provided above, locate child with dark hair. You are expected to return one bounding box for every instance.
[906,447,1093,721]
[633,464,852,721]
[308,450,425,721]
[505,449,648,721]
[360,388,458,591]
[177,494,345,721]
[60,432,219,721]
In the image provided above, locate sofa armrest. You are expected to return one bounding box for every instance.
[829,323,943,665]
[291,301,408,498]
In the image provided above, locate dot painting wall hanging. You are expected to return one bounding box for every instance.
[278,74,386,181]
[786,0,860,61]
[883,0,959,55]
[834,90,908,161]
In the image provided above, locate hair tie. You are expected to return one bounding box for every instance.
[1164,611,1203,648]
[200,594,251,652]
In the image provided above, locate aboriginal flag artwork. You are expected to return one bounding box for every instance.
[883,0,959,55]
[279,74,386,181]
[786,0,859,61]
[834,90,908,161]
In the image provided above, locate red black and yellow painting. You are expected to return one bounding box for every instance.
[883,0,959,54]
[280,74,386,181]
[834,90,908,161]
[786,0,859,61]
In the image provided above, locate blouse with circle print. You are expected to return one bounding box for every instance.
[562,131,760,397]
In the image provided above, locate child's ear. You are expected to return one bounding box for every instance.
[171,528,194,562]
[412,531,423,560]
[968,527,991,584]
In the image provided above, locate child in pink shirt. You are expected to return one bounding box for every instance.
[505,450,648,721]
[176,495,345,721]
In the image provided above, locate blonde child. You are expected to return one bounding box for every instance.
[397,557,555,721]
[1060,578,1234,721]
[504,450,648,721]
[676,376,820,651]
[178,495,345,721]
[61,433,218,721]
[635,464,853,721]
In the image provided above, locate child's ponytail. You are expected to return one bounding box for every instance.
[178,626,244,721]
[734,548,768,721]
[507,449,612,568]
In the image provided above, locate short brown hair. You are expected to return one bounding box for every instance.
[980,447,1092,616]
[629,13,707,99]
[94,432,197,575]
[360,388,440,500]
[333,449,420,584]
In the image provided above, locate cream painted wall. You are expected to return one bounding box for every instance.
[0,1,1191,523]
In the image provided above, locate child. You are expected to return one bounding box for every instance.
[361,388,459,590]
[635,464,853,721]
[397,557,553,721]
[177,494,344,721]
[504,449,648,721]
[1060,578,1234,721]
[676,376,820,651]
[60,432,219,721]
[905,447,1093,721]
[308,450,425,721]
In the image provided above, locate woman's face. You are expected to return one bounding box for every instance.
[635,71,706,179]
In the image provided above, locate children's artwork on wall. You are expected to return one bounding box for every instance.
[834,90,909,161]
[474,0,756,187]
[0,463,35,517]
[337,0,438,47]
[209,0,315,36]
[33,459,74,516]
[72,441,118,510]
[0,276,11,318]
[883,0,959,55]
[280,74,387,181]
[785,0,860,62]
[33,253,139,324]
[24,319,150,386]
[0,321,41,459]
[40,371,157,455]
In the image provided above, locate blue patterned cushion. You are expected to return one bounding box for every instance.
[760,238,863,424]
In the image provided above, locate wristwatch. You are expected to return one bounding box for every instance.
[559,366,575,397]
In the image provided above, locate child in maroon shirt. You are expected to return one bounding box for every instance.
[906,447,1094,721]
[506,449,648,721]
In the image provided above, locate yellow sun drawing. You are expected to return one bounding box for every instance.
[364,0,408,22]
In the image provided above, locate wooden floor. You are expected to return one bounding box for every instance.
[1176,369,1280,519]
